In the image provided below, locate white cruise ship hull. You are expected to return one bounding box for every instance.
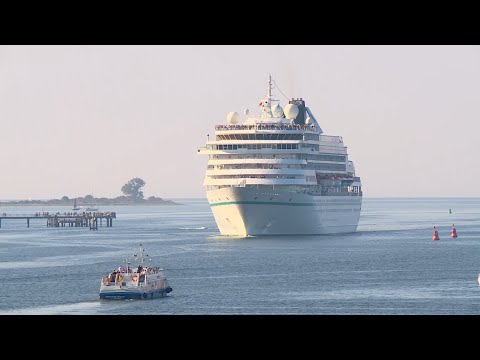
[207,187,362,236]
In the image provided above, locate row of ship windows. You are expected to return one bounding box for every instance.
[208,163,346,171]
[211,154,347,162]
[216,133,320,141]
[212,175,304,179]
[208,185,362,196]
[212,144,320,151]
[210,174,350,182]
[310,164,346,171]
[215,143,298,150]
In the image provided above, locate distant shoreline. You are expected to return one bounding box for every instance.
[0,196,181,206]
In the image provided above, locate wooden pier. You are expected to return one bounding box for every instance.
[0,211,116,230]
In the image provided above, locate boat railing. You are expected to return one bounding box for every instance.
[101,266,164,286]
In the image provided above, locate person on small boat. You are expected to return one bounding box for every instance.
[109,270,117,282]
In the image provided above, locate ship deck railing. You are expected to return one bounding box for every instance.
[214,124,317,132]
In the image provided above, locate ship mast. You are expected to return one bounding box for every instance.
[140,244,145,266]
[260,75,274,119]
[131,244,148,269]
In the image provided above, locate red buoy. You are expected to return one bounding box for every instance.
[450,224,457,238]
[432,226,440,240]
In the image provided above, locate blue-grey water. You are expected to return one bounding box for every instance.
[0,198,479,315]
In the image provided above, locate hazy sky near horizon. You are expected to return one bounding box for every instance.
[1,45,479,200]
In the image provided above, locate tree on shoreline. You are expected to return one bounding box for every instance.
[121,178,146,200]
[0,176,180,205]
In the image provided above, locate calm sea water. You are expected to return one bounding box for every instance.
[0,198,479,315]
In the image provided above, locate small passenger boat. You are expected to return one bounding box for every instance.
[99,244,172,300]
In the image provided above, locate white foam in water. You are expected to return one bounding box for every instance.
[0,301,101,315]
[0,249,127,270]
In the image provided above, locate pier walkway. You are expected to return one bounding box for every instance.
[0,211,116,230]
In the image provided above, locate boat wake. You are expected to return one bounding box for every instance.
[0,301,101,315]
[0,249,127,270]
[178,226,208,230]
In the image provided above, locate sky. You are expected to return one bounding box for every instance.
[1,45,479,200]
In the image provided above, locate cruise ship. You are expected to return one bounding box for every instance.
[197,76,362,236]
